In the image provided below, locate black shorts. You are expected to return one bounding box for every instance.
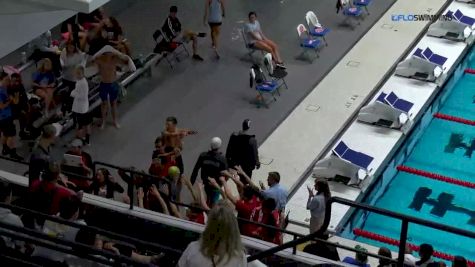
[0,118,16,137]
[73,112,92,128]
[208,22,222,27]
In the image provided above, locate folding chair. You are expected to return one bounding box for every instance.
[152,29,190,69]
[305,11,330,46]
[241,27,264,63]
[353,0,372,15]
[263,53,288,90]
[297,24,321,62]
[413,48,448,66]
[332,141,374,172]
[337,0,364,27]
[250,64,280,108]
[383,92,414,114]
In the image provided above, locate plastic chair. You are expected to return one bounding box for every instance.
[263,53,288,90]
[305,11,330,46]
[337,0,363,28]
[250,64,280,108]
[353,0,372,15]
[152,29,189,69]
[297,24,321,63]
[241,27,264,63]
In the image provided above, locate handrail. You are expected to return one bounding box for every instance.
[0,219,149,266]
[0,202,182,255]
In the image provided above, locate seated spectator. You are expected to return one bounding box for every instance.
[157,6,204,61]
[0,181,25,252]
[101,17,131,56]
[249,197,282,245]
[32,58,57,111]
[404,245,419,266]
[342,245,371,267]
[30,31,62,76]
[27,161,78,227]
[178,201,247,267]
[89,168,124,199]
[377,247,394,267]
[8,73,29,139]
[245,12,285,68]
[60,41,86,114]
[452,256,467,267]
[70,65,91,144]
[307,179,331,234]
[416,244,436,267]
[62,139,93,189]
[0,72,23,160]
[303,233,340,261]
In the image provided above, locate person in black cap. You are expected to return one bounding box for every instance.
[226,119,260,180]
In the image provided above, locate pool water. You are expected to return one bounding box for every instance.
[343,48,475,260]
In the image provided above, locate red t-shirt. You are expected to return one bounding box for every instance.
[235,196,261,236]
[249,207,282,245]
[188,212,205,225]
[30,180,75,215]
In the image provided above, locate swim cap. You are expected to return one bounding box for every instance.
[168,166,180,177]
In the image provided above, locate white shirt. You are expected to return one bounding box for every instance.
[71,78,89,114]
[245,21,263,44]
[405,254,419,266]
[178,241,247,267]
[0,207,24,249]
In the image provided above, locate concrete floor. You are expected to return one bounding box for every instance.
[1,0,395,182]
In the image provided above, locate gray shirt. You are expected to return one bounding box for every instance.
[245,21,263,44]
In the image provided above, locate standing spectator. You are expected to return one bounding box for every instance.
[8,73,29,139]
[342,245,370,267]
[60,41,86,114]
[29,124,59,184]
[178,201,247,267]
[377,247,394,267]
[203,0,225,58]
[0,72,22,160]
[32,58,57,111]
[30,31,62,76]
[245,12,285,68]
[452,256,467,267]
[307,179,331,234]
[161,6,204,61]
[92,47,129,129]
[226,119,260,180]
[162,116,197,174]
[190,137,227,206]
[416,244,435,267]
[70,65,91,144]
[89,168,124,199]
[0,181,25,251]
[249,197,282,245]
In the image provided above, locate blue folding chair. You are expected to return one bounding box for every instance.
[413,48,447,66]
[305,11,330,46]
[384,92,414,114]
[332,141,374,171]
[297,24,321,63]
[454,9,475,27]
[250,65,280,108]
[353,0,372,15]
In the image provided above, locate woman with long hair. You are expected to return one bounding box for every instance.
[89,168,124,199]
[178,201,247,267]
[307,179,331,234]
[32,58,56,111]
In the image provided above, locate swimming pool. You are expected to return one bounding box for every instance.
[342,47,475,260]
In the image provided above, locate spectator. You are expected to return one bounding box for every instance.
[101,17,131,56]
[249,197,282,245]
[225,119,260,180]
[190,137,227,206]
[377,247,394,267]
[92,48,129,129]
[342,245,370,267]
[30,31,62,76]
[78,7,106,31]
[303,233,340,261]
[0,72,22,160]
[240,167,288,212]
[452,256,467,267]
[32,58,57,111]
[307,179,331,234]
[62,139,93,188]
[60,14,87,50]
[203,0,225,59]
[416,244,435,267]
[162,116,197,174]
[404,245,419,266]
[245,12,285,68]
[0,181,25,251]
[89,168,124,199]
[158,166,184,203]
[149,146,176,178]
[178,201,247,267]
[29,124,59,184]
[70,65,91,144]
[8,73,29,139]
[87,25,109,56]
[60,41,86,114]
[160,6,204,61]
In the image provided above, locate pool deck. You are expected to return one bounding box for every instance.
[253,0,475,237]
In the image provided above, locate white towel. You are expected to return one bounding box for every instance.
[93,45,136,72]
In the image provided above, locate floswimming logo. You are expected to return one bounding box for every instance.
[391,14,453,22]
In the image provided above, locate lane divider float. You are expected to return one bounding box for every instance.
[396,165,475,189]
[434,113,475,126]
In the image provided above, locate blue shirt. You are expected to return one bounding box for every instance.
[0,87,12,120]
[262,183,288,211]
[33,72,55,87]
